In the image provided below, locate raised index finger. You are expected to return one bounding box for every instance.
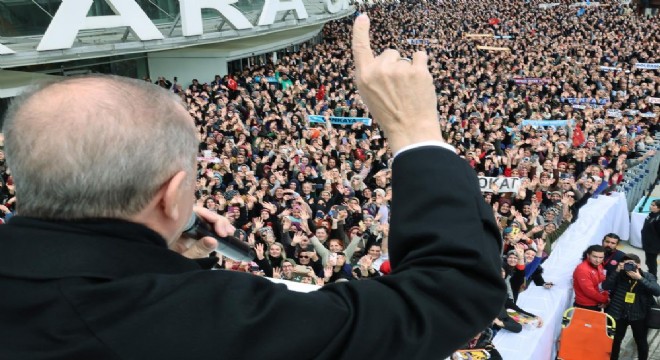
[352,14,374,71]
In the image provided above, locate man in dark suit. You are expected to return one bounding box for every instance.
[0,15,504,359]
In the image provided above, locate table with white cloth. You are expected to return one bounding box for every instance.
[629,196,660,248]
[493,192,630,360]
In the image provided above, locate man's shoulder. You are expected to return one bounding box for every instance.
[0,217,200,280]
[574,261,590,273]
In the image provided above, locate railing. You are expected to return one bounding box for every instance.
[616,134,660,212]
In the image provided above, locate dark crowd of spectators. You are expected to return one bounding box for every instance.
[0,0,658,354]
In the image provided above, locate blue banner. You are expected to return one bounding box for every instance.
[522,119,574,128]
[254,76,278,83]
[308,115,373,126]
[561,97,609,105]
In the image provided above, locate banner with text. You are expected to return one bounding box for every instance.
[569,1,602,7]
[406,38,432,45]
[522,119,574,128]
[635,63,660,70]
[607,109,623,118]
[648,97,660,104]
[308,115,373,126]
[479,177,522,193]
[573,104,603,110]
[514,77,551,84]
[561,97,609,105]
[477,46,511,51]
[464,33,493,38]
[600,66,622,72]
[539,3,561,9]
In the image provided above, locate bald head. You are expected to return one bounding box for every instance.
[2,75,197,220]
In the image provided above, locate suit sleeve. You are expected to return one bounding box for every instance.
[73,147,506,360]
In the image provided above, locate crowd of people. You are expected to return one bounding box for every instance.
[0,0,658,357]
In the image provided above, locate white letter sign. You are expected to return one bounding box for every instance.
[37,0,164,51]
[179,0,254,35]
[0,43,15,55]
[478,177,521,193]
[257,0,308,26]
[325,0,350,13]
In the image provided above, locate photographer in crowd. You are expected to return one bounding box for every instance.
[603,253,660,360]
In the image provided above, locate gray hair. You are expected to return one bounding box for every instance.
[2,75,197,220]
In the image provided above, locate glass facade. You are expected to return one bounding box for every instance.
[0,0,352,69]
[1,1,181,36]
[0,0,332,37]
[9,53,149,77]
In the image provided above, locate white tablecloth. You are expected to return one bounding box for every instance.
[631,211,646,248]
[628,196,660,248]
[493,192,630,359]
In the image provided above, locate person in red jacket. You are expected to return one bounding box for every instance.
[573,245,609,311]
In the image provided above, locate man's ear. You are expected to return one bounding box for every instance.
[162,171,189,222]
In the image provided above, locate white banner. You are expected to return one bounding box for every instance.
[478,177,521,193]
[635,63,660,70]
[463,33,493,38]
[477,46,510,51]
[607,109,622,118]
[648,97,660,104]
[600,66,622,72]
[197,156,221,163]
[406,38,432,45]
[641,112,658,118]
[569,1,601,7]
[539,2,561,9]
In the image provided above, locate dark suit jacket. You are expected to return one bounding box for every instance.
[0,146,505,360]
